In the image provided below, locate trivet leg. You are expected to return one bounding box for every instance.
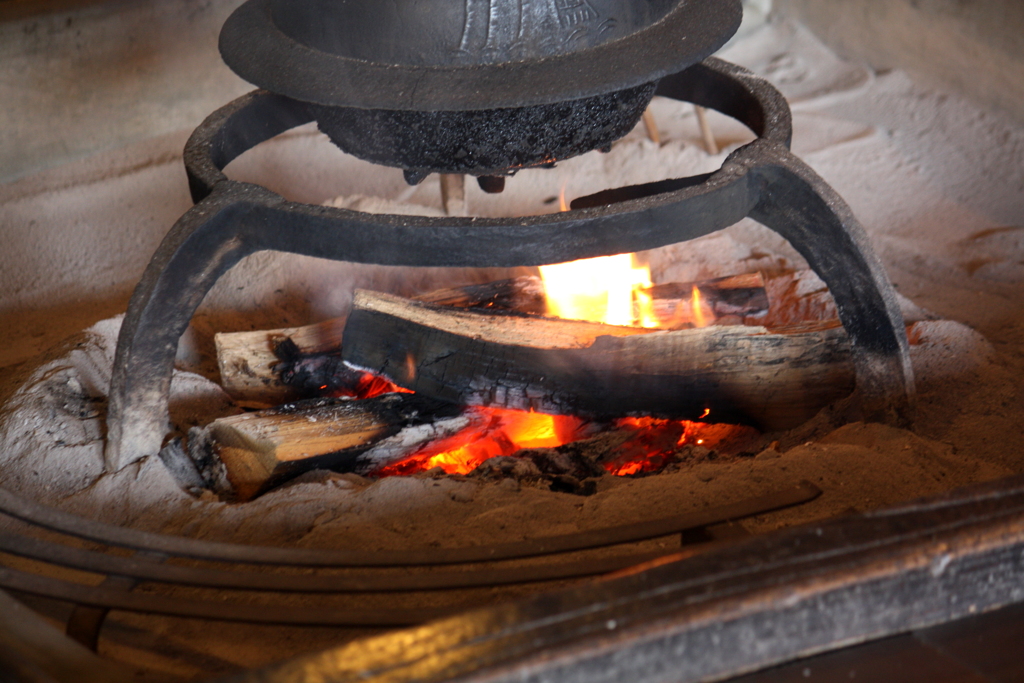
[749,148,915,426]
[105,188,260,471]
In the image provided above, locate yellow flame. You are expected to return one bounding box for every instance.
[691,285,708,328]
[539,254,656,326]
[540,183,659,327]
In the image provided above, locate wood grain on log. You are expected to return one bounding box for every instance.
[215,320,345,408]
[641,272,768,327]
[342,290,855,431]
[193,394,465,500]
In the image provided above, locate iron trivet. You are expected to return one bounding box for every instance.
[105,54,915,470]
[104,0,915,468]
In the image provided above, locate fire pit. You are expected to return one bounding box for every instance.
[4,0,1024,677]
[105,0,914,475]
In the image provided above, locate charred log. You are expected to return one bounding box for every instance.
[342,290,856,431]
[214,274,770,406]
[189,394,465,501]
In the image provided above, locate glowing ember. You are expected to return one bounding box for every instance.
[602,416,720,476]
[331,372,412,401]
[374,407,586,476]
[360,187,757,481]
[368,399,753,480]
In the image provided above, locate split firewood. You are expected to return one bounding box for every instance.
[641,109,661,145]
[215,319,346,408]
[694,105,719,155]
[214,274,768,406]
[439,174,466,217]
[188,394,466,500]
[342,290,855,431]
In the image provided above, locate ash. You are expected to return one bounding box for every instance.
[1,16,1023,680]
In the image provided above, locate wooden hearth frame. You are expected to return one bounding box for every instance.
[2,475,1024,681]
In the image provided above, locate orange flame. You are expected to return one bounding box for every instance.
[374,407,585,476]
[328,372,412,401]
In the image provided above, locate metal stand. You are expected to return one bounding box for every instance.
[105,58,914,471]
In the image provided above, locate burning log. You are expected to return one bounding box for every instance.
[342,290,855,431]
[642,272,768,326]
[214,274,768,406]
[414,275,548,314]
[189,394,466,500]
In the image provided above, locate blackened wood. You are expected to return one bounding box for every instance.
[214,277,546,407]
[416,275,547,314]
[195,394,465,500]
[342,290,854,430]
[215,318,345,408]
[271,337,366,397]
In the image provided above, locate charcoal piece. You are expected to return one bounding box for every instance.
[272,336,365,395]
[157,437,206,494]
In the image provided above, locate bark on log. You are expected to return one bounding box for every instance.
[190,394,466,500]
[213,277,545,407]
[342,290,855,431]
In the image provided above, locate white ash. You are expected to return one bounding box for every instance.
[353,414,472,474]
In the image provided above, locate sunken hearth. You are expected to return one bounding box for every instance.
[102,0,915,501]
[3,1,1024,681]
